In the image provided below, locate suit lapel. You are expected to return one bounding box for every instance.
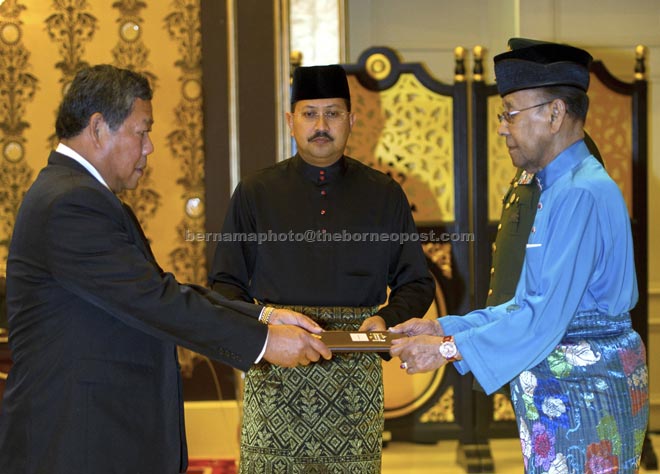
[49,151,163,273]
[121,202,164,274]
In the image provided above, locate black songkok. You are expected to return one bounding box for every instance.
[291,65,350,104]
[494,38,593,97]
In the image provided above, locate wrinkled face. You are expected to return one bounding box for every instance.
[101,98,154,193]
[497,89,555,173]
[286,98,355,167]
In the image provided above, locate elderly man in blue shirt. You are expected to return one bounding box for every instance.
[390,38,648,474]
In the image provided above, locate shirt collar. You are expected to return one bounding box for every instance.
[535,139,590,190]
[56,143,112,191]
[292,154,347,184]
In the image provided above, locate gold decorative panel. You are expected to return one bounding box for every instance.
[419,386,455,423]
[164,0,206,285]
[45,0,98,76]
[44,0,98,149]
[114,0,161,230]
[345,74,456,224]
[585,75,634,217]
[162,0,208,385]
[0,0,37,267]
[493,393,515,422]
[487,94,516,222]
[423,242,453,281]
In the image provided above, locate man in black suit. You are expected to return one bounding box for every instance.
[0,64,331,474]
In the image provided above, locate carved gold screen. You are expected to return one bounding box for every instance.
[585,65,636,217]
[485,94,514,221]
[345,73,456,224]
[342,46,471,443]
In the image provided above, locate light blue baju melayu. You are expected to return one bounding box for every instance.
[441,140,648,473]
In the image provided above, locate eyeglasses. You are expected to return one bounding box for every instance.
[497,101,553,124]
[293,110,349,123]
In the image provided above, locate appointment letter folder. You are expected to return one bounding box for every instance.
[319,331,405,352]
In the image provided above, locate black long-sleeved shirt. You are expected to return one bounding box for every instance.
[209,154,435,328]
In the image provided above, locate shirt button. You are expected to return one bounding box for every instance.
[320,209,326,215]
[538,202,543,210]
[488,289,493,296]
[320,176,325,181]
[321,190,327,196]
[490,267,495,275]
[531,226,536,233]
[497,223,502,230]
[492,243,497,252]
[319,170,325,175]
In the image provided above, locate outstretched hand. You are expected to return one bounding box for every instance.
[390,334,446,374]
[269,308,324,333]
[358,315,386,332]
[261,308,331,367]
[388,317,443,337]
[262,324,332,368]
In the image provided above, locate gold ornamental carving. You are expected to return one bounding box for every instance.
[164,0,208,380]
[493,393,515,421]
[345,74,455,224]
[420,386,455,423]
[0,0,37,265]
[454,47,466,82]
[422,242,452,280]
[112,0,161,230]
[111,0,157,89]
[472,45,484,82]
[487,94,515,221]
[164,0,206,285]
[365,53,391,81]
[45,0,97,80]
[1,22,20,44]
[120,21,140,42]
[45,0,98,149]
[634,45,646,81]
[585,75,633,217]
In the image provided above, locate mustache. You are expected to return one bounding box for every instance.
[308,131,333,142]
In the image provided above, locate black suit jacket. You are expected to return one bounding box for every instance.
[0,151,268,473]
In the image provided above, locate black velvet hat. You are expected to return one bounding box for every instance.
[494,38,593,96]
[291,65,350,104]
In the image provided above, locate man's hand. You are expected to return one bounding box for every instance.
[388,318,443,337]
[358,315,387,332]
[390,335,446,374]
[269,308,323,333]
[263,325,332,367]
